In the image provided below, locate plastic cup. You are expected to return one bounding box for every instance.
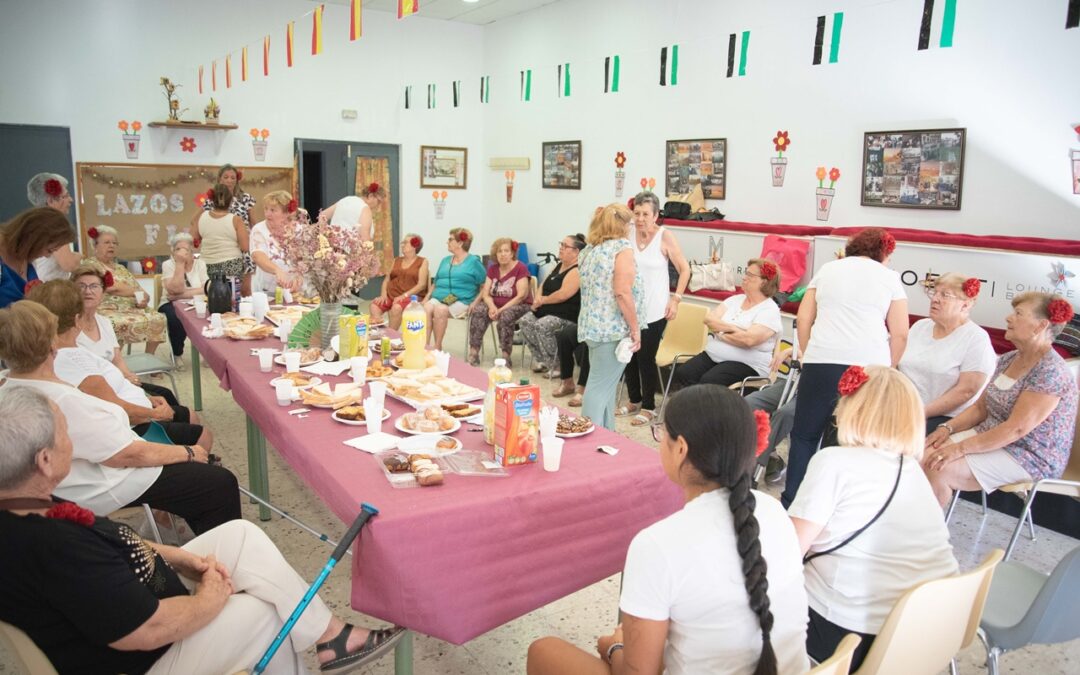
[368,381,387,409]
[542,437,565,472]
[351,356,369,386]
[239,300,254,318]
[209,313,223,331]
[193,297,207,318]
[279,318,292,344]
[134,290,147,306]
[282,288,294,304]
[274,380,293,406]
[258,348,275,373]
[364,398,383,434]
[284,352,301,373]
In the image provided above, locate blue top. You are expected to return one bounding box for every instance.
[0,259,37,310]
[431,255,486,305]
[577,239,644,343]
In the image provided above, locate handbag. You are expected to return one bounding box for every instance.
[688,261,707,292]
[703,259,736,291]
[759,234,811,293]
[661,201,691,219]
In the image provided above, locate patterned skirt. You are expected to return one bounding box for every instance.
[98,306,168,345]
[206,257,247,279]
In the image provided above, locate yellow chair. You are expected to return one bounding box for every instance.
[0,620,58,675]
[808,633,862,675]
[655,301,709,412]
[853,549,1003,675]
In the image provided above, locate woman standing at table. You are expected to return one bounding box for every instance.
[250,190,303,295]
[321,182,386,244]
[578,204,644,431]
[527,385,809,675]
[26,173,81,281]
[370,233,429,330]
[159,233,209,370]
[521,233,584,376]
[422,228,486,351]
[192,184,250,296]
[0,207,75,309]
[201,164,256,228]
[467,238,532,366]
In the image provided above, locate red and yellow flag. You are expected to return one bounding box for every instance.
[198,65,204,94]
[398,0,418,19]
[350,0,362,41]
[211,60,217,91]
[241,46,248,81]
[286,21,295,67]
[311,4,324,55]
[225,54,232,88]
[263,35,270,76]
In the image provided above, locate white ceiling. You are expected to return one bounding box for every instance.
[321,0,562,25]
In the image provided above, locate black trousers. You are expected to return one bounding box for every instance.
[556,323,590,387]
[782,363,849,508]
[673,352,758,388]
[127,463,241,536]
[158,302,187,357]
[624,317,667,411]
[140,381,178,405]
[806,608,875,672]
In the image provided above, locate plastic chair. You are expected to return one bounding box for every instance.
[0,621,57,675]
[808,634,862,675]
[516,241,539,278]
[853,549,1003,675]
[655,302,709,412]
[978,546,1080,675]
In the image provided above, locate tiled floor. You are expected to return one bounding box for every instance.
[3,318,1078,674]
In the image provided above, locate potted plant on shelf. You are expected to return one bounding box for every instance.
[204,98,221,124]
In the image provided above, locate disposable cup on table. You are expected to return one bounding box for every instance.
[350,357,369,386]
[278,318,292,344]
[282,288,293,304]
[274,380,293,406]
[209,313,223,331]
[542,437,564,472]
[239,300,254,318]
[258,349,275,373]
[434,351,451,377]
[134,290,147,306]
[368,381,387,409]
[284,352,301,373]
[193,297,207,318]
[363,399,383,434]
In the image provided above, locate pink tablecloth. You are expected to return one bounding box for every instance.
[178,306,683,644]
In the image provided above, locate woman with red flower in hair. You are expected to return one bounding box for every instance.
[370,233,429,330]
[782,227,909,508]
[789,366,958,670]
[0,207,75,309]
[191,184,250,295]
[421,227,486,351]
[159,233,210,368]
[321,182,387,244]
[923,292,1079,512]
[673,258,783,389]
[250,190,305,295]
[25,172,82,281]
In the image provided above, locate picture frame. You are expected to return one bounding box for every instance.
[665,138,726,200]
[420,145,468,189]
[861,128,965,210]
[542,140,582,189]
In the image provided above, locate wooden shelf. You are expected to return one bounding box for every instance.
[148,120,238,131]
[147,121,237,154]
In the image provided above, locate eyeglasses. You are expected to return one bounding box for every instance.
[744,271,764,279]
[76,283,103,292]
[924,287,961,301]
[651,417,667,443]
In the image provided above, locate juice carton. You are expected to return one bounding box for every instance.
[494,382,541,466]
[337,314,369,360]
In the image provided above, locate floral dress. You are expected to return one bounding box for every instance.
[577,239,644,344]
[90,258,167,346]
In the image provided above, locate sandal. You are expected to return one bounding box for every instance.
[568,393,583,407]
[317,624,406,672]
[630,410,656,426]
[551,382,576,397]
[531,363,548,373]
[615,403,642,417]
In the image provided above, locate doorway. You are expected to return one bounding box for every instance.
[0,123,78,249]
[295,139,400,300]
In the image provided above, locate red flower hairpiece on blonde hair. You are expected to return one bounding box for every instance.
[457,230,469,242]
[23,279,42,294]
[87,227,99,240]
[759,261,778,281]
[43,179,63,198]
[838,365,870,397]
[103,271,114,289]
[753,410,771,457]
[1048,298,1074,325]
[410,235,422,249]
[286,198,298,213]
[367,182,380,194]
[510,240,519,254]
[962,278,981,298]
[46,502,95,527]
[235,169,243,181]
[881,231,896,256]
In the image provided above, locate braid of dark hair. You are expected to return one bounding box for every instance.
[728,472,778,675]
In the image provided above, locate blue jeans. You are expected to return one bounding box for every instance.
[582,340,627,431]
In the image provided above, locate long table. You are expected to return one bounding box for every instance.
[176,305,682,668]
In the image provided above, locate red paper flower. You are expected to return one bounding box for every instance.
[837,365,870,397]
[23,279,42,294]
[457,230,469,242]
[235,169,243,181]
[759,261,778,281]
[510,240,519,254]
[753,409,771,457]
[639,177,648,189]
[829,167,841,183]
[193,237,202,249]
[87,227,99,240]
[103,271,114,288]
[46,502,95,527]
[410,235,422,250]
[962,278,981,298]
[881,231,896,256]
[614,152,626,168]
[367,182,380,194]
[44,179,63,198]
[1048,298,1074,325]
[141,257,156,273]
[180,136,197,153]
[286,198,298,213]
[773,131,790,153]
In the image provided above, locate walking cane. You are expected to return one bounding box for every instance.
[252,502,379,674]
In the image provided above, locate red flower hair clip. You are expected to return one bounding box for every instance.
[510,240,519,254]
[881,231,896,256]
[87,227,99,240]
[367,182,380,194]
[962,278,981,298]
[837,365,870,397]
[286,198,298,213]
[23,279,42,294]
[409,235,422,250]
[46,502,95,527]
[235,169,243,181]
[103,271,114,288]
[44,179,63,198]
[457,230,469,242]
[759,261,778,281]
[1048,298,1074,325]
[753,409,771,457]
[193,237,202,249]
[205,188,215,201]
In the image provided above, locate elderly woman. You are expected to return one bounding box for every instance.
[617,192,690,424]
[924,292,1079,506]
[26,172,81,280]
[370,233,429,330]
[0,301,239,534]
[158,233,210,369]
[422,227,486,351]
[674,259,782,393]
[899,273,997,435]
[789,366,959,670]
[782,228,909,507]
[0,207,75,309]
[85,225,168,356]
[191,184,249,295]
[467,238,532,366]
[250,190,303,295]
[528,386,809,675]
[521,233,584,377]
[29,280,212,450]
[579,204,645,430]
[0,387,404,674]
[322,182,387,243]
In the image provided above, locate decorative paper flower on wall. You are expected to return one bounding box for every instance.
[1048,262,1076,289]
[614,152,626,168]
[773,131,791,156]
[180,137,197,153]
[815,166,827,186]
[828,167,841,186]
[118,120,129,132]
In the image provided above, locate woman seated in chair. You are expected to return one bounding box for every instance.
[0,387,404,674]
[899,273,997,436]
[528,385,809,675]
[159,233,210,370]
[467,237,532,366]
[369,233,429,331]
[520,233,584,377]
[0,207,76,309]
[788,365,958,670]
[0,300,239,535]
[551,320,589,407]
[923,292,1079,506]
[673,259,782,390]
[422,228,486,351]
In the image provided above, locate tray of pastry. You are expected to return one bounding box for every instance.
[383,367,484,407]
[223,317,275,340]
[265,305,315,326]
[375,451,451,488]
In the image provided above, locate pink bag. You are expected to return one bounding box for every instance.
[760,235,810,293]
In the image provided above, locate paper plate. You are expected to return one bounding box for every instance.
[331,409,391,426]
[395,415,461,435]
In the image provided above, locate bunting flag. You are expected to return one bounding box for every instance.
[404,85,412,109]
[604,55,620,93]
[812,12,844,65]
[225,54,232,88]
[727,31,750,77]
[917,0,957,50]
[398,0,419,19]
[480,75,490,103]
[286,21,295,67]
[520,69,532,101]
[241,47,248,81]
[427,84,435,109]
[557,63,571,97]
[452,80,461,107]
[263,36,270,76]
[659,45,679,86]
[350,0,362,40]
[1069,0,1080,29]
[198,65,204,94]
[211,60,217,91]
[312,4,324,55]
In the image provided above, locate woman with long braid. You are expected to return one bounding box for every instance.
[527,385,808,675]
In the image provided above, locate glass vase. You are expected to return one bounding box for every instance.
[319,301,342,351]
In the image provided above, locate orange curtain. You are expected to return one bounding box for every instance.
[354,157,394,275]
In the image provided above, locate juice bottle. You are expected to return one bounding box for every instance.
[483,358,513,445]
[401,295,428,370]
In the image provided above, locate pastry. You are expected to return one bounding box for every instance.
[437,416,456,431]
[336,405,365,421]
[416,419,439,433]
[557,415,594,435]
[407,453,433,463]
[383,454,410,473]
[441,403,469,412]
[410,458,436,472]
[446,405,481,419]
[436,437,458,450]
[400,413,420,430]
[279,373,312,386]
[422,406,442,421]
[415,467,444,486]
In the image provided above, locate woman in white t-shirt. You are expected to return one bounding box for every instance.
[782,228,909,507]
[674,259,782,388]
[250,190,304,295]
[899,272,997,435]
[789,365,958,670]
[528,385,809,675]
[320,182,386,244]
[158,232,209,368]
